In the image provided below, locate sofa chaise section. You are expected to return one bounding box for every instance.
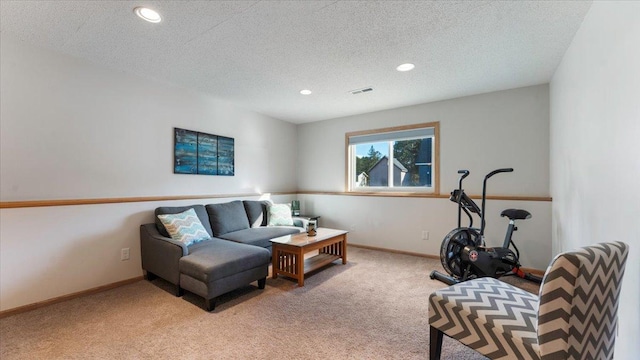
[179,238,270,311]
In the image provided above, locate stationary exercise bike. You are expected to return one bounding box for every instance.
[430,168,542,286]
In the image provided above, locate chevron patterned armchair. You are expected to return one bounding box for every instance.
[428,241,628,360]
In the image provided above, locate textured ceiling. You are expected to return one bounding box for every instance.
[0,1,592,124]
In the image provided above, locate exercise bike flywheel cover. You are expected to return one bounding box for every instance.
[439,227,481,278]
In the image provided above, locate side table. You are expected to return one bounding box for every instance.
[297,214,321,227]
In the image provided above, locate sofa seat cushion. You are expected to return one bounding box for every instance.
[206,201,251,236]
[218,227,303,248]
[179,239,270,283]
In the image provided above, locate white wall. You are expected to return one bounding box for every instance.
[299,194,551,270]
[0,34,297,201]
[0,35,299,311]
[297,85,552,270]
[550,1,640,358]
[298,84,550,196]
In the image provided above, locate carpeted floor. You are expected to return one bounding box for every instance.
[0,246,539,359]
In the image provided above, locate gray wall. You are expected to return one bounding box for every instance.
[550,2,640,357]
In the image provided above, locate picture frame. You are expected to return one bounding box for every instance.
[173,128,234,176]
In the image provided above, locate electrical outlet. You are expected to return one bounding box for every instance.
[121,248,130,261]
[422,231,429,240]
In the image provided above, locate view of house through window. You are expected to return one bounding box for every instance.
[347,122,439,193]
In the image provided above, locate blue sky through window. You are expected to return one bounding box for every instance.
[355,142,389,158]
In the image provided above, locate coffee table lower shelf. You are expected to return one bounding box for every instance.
[305,253,341,272]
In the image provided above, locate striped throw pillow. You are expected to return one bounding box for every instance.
[157,208,211,246]
[268,203,294,226]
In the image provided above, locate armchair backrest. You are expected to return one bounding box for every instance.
[536,241,628,360]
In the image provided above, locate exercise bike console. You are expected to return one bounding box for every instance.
[450,190,481,214]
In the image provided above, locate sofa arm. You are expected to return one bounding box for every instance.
[141,224,189,255]
[140,223,187,286]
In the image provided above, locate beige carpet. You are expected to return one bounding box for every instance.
[0,246,539,359]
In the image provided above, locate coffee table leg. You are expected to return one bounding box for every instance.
[342,237,347,264]
[272,248,278,279]
[297,249,304,286]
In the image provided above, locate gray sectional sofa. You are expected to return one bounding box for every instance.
[140,200,304,311]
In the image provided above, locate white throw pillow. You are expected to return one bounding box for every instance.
[268,203,294,226]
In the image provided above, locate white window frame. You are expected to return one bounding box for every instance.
[345,122,440,194]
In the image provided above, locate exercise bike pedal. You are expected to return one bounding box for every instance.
[430,270,460,286]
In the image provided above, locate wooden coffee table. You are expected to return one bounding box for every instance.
[270,228,348,286]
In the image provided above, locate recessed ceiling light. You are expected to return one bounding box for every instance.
[300,89,312,95]
[134,7,162,23]
[396,63,415,72]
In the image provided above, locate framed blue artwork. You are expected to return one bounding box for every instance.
[217,136,235,176]
[174,128,197,174]
[174,128,234,176]
[197,132,218,175]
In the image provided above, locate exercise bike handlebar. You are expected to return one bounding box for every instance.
[456,170,470,228]
[457,170,470,188]
[480,168,514,236]
[484,168,513,180]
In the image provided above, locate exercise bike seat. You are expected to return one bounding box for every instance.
[500,209,532,220]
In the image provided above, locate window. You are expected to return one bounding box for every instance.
[346,122,439,194]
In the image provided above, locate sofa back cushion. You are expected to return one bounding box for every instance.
[155,205,213,237]
[243,200,271,228]
[206,200,251,236]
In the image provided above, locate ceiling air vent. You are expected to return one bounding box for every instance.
[350,87,373,95]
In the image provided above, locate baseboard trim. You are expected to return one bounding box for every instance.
[348,243,440,260]
[0,276,144,319]
[348,243,545,275]
[519,267,546,276]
